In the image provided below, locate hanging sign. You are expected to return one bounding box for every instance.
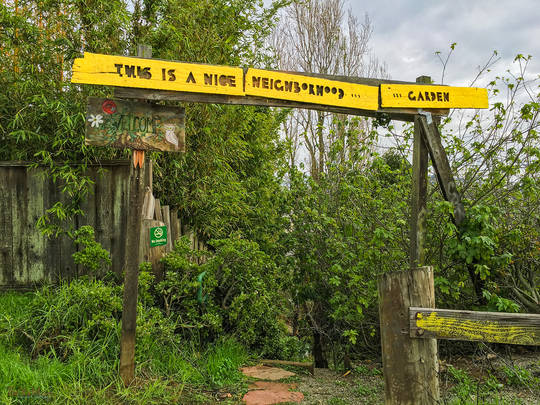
[245,68,379,111]
[381,84,488,109]
[85,97,185,152]
[150,226,167,247]
[72,52,244,96]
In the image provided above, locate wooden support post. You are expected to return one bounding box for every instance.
[410,76,430,268]
[119,44,152,387]
[417,112,465,226]
[378,267,439,404]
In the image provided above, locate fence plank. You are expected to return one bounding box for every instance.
[410,307,540,346]
[26,167,46,283]
[0,167,14,285]
[154,199,163,221]
[10,167,26,283]
[161,205,172,253]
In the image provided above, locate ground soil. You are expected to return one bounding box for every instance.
[238,352,539,405]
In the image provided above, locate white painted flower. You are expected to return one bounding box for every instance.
[88,114,104,128]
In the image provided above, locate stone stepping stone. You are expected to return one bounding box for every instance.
[241,365,304,404]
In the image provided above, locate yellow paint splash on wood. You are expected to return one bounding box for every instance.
[416,312,535,345]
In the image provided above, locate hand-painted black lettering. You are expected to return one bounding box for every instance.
[338,88,344,99]
[204,73,212,85]
[115,64,123,77]
[167,69,176,81]
[186,72,196,83]
[125,65,136,78]
[408,91,416,101]
[262,77,269,89]
[443,92,450,102]
[137,66,152,79]
[275,80,283,91]
[252,76,261,88]
[284,81,292,92]
[308,84,315,95]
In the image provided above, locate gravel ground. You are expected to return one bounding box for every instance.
[294,353,539,405]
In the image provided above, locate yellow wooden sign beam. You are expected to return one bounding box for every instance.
[245,68,379,111]
[381,84,488,109]
[72,53,489,111]
[72,52,245,96]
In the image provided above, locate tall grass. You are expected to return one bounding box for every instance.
[0,286,250,403]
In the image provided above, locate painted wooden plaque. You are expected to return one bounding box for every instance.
[245,68,379,111]
[72,52,244,96]
[381,84,488,109]
[85,97,185,152]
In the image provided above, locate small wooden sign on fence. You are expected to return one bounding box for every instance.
[85,97,185,152]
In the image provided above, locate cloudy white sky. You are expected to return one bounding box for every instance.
[351,0,540,87]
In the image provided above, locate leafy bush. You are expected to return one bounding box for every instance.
[72,226,112,277]
[156,234,301,358]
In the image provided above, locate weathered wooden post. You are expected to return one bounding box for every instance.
[410,76,431,268]
[378,266,439,404]
[119,44,152,386]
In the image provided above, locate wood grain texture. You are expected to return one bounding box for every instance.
[417,114,465,225]
[410,307,540,346]
[378,267,439,404]
[410,76,430,269]
[0,161,132,288]
[381,84,488,109]
[161,205,172,253]
[114,87,450,122]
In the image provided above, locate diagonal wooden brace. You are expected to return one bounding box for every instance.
[417,111,465,226]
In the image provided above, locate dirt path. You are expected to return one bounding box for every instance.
[238,353,539,405]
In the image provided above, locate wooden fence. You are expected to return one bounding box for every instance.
[0,161,133,288]
[0,160,207,289]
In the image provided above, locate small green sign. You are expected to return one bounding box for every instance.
[150,226,167,247]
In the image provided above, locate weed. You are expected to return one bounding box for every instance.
[355,382,378,397]
[501,365,537,388]
[354,364,382,376]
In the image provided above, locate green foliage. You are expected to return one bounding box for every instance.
[500,365,538,388]
[71,226,112,276]
[23,279,122,366]
[284,148,410,362]
[156,235,300,359]
[482,291,520,313]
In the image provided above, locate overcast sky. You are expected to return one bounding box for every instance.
[351,0,540,87]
